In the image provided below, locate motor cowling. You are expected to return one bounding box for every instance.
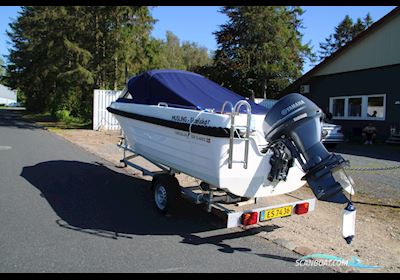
[263,93,352,204]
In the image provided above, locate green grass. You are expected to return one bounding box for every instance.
[22,111,92,130]
[0,106,26,110]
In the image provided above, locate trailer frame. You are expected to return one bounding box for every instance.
[117,137,316,228]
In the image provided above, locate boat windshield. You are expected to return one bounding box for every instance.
[119,87,132,99]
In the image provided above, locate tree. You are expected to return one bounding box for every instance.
[0,57,5,77]
[205,6,313,99]
[364,13,374,29]
[181,41,211,71]
[151,31,211,71]
[158,31,185,69]
[4,6,155,119]
[4,6,212,118]
[318,13,374,61]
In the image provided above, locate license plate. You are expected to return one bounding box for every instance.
[259,206,293,222]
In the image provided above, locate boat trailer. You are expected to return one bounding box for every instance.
[117,137,316,229]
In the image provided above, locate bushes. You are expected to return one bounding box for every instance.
[54,109,82,124]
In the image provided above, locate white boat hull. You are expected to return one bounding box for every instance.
[110,102,307,198]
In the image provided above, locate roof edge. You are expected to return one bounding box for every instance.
[281,6,400,96]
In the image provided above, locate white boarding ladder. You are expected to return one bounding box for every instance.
[221,100,252,169]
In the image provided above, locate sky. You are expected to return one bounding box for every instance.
[0,6,396,74]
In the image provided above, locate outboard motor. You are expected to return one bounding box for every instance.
[263,93,354,204]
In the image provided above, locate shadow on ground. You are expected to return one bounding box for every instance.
[328,142,400,162]
[0,109,43,130]
[20,160,281,256]
[0,109,91,130]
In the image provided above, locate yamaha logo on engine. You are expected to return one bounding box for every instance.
[281,100,306,116]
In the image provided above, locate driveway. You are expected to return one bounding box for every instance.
[0,109,330,273]
[329,143,400,206]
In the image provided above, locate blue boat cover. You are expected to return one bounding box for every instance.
[121,70,268,115]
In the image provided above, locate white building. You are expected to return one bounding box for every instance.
[0,84,17,105]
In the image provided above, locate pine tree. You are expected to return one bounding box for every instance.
[4,6,217,118]
[364,13,373,28]
[208,6,313,99]
[318,13,374,61]
[334,15,354,48]
[0,57,5,77]
[4,6,156,119]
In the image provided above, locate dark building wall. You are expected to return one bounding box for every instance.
[296,64,400,141]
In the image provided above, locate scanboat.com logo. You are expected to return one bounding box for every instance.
[296,254,383,269]
[281,99,306,116]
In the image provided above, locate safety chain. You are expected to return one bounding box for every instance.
[344,165,400,171]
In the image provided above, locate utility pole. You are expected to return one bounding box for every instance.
[247,78,256,101]
[250,89,255,101]
[263,78,267,100]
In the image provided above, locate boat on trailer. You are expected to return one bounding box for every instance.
[108,69,357,243]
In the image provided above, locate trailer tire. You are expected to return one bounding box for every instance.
[152,175,181,214]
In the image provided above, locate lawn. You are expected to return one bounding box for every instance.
[0,105,26,110]
[22,112,92,130]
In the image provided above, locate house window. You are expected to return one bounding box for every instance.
[329,94,386,121]
[348,97,362,117]
[367,96,384,118]
[332,98,345,117]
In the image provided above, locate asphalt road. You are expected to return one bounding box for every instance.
[0,109,330,273]
[330,143,400,205]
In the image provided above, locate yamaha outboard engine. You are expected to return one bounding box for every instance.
[263,93,353,204]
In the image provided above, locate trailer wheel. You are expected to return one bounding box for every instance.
[152,175,181,214]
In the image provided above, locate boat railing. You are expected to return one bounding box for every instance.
[227,100,252,169]
[157,102,200,111]
[221,101,234,114]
